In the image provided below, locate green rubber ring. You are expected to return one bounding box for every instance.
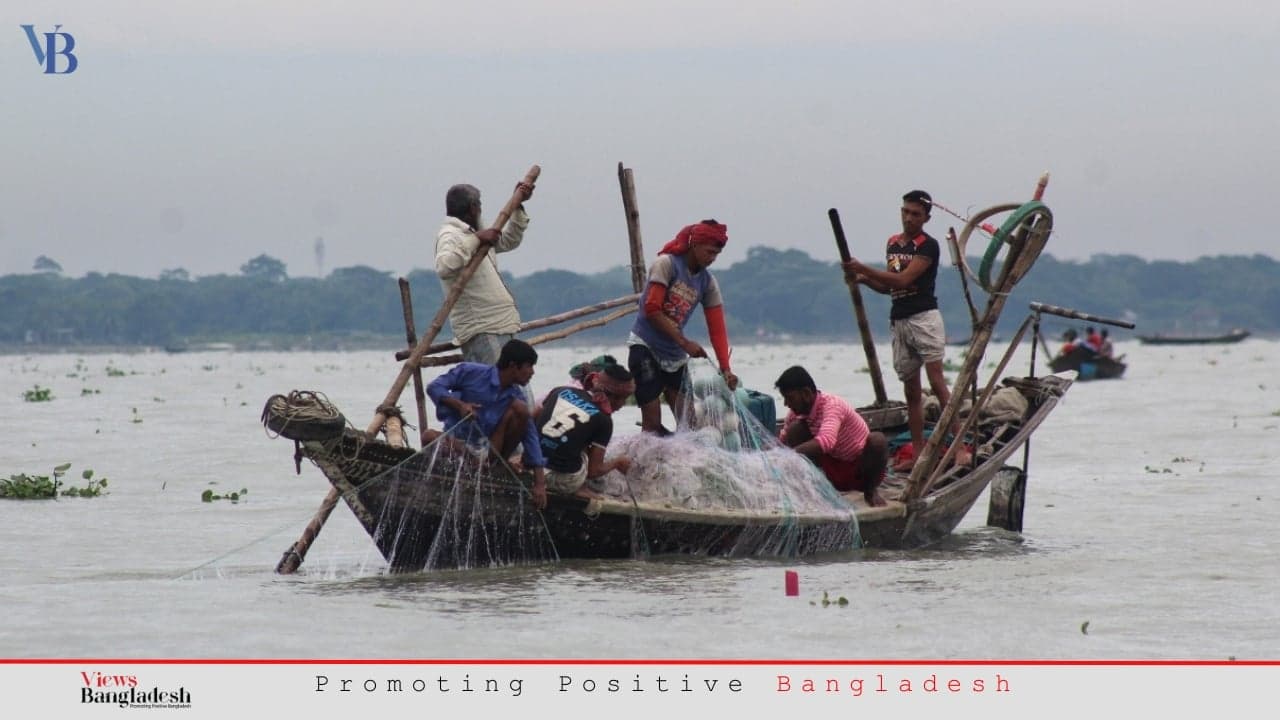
[979,200,1048,291]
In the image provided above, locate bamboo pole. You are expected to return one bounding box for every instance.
[393,293,640,362]
[275,165,540,575]
[902,202,1051,503]
[917,314,1035,496]
[944,227,982,437]
[828,208,890,406]
[618,163,647,293]
[526,305,635,345]
[398,278,430,440]
[415,305,638,369]
[1033,172,1050,201]
[520,293,639,334]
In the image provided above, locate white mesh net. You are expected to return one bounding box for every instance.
[310,359,859,573]
[591,359,860,545]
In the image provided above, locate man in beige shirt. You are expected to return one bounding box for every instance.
[435,181,534,364]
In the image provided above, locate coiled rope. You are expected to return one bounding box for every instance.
[260,390,345,440]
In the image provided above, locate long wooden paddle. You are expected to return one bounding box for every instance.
[276,166,540,574]
[828,208,889,406]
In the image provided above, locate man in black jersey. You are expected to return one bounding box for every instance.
[536,364,635,498]
[842,190,968,473]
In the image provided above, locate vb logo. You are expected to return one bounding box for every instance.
[21,24,78,74]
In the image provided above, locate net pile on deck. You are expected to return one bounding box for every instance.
[596,359,861,552]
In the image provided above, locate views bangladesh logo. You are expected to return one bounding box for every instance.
[20,24,78,74]
[80,671,193,710]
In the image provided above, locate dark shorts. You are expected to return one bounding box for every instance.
[628,344,686,406]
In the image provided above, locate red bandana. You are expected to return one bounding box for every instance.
[658,221,728,256]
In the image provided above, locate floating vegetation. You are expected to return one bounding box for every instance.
[1144,465,1173,474]
[1171,457,1208,472]
[65,469,110,497]
[105,366,127,377]
[23,385,53,402]
[809,590,850,608]
[1,464,109,499]
[81,388,101,396]
[201,487,248,503]
[130,407,143,424]
[1081,621,1090,635]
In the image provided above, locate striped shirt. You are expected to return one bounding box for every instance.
[779,391,869,461]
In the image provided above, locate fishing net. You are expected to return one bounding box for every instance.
[338,421,559,573]
[591,359,861,555]
[284,358,858,574]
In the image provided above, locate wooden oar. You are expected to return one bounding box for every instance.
[276,165,540,574]
[828,208,889,406]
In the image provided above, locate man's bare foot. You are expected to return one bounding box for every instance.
[891,457,915,474]
[864,490,887,507]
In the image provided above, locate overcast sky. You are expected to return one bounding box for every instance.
[4,1,1278,280]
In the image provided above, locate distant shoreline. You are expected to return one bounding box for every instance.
[0,333,862,357]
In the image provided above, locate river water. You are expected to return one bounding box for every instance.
[2,338,1276,660]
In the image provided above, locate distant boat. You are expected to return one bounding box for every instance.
[1049,346,1126,381]
[1136,329,1250,346]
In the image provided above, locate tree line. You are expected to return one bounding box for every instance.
[5,249,1277,349]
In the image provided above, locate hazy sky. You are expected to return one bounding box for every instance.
[4,1,1278,280]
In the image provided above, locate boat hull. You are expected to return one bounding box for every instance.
[303,433,859,572]
[1136,330,1249,345]
[1049,348,1125,380]
[287,372,1071,571]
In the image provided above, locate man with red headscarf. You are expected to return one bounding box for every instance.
[627,219,739,435]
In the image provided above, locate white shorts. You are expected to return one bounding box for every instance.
[545,454,589,494]
[891,309,946,381]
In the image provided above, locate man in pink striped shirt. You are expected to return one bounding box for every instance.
[776,366,888,506]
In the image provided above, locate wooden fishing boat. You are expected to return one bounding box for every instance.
[1136,328,1250,345]
[1048,346,1127,380]
[268,175,1082,575]
[264,371,1073,571]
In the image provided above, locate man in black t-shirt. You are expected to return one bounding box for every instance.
[536,364,635,498]
[842,189,967,473]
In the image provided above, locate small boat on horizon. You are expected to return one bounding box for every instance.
[1136,328,1250,346]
